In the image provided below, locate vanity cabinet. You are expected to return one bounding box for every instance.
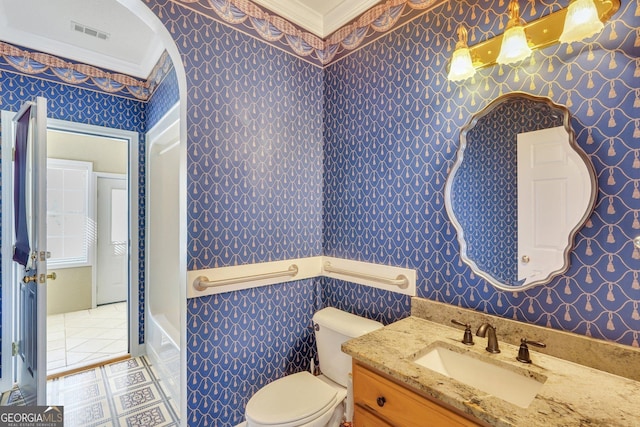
[352,362,482,427]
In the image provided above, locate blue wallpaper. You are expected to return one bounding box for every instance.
[324,0,640,345]
[188,279,320,426]
[0,74,145,127]
[156,5,325,270]
[6,0,630,425]
[140,0,640,425]
[145,0,323,425]
[321,277,411,326]
[147,64,180,130]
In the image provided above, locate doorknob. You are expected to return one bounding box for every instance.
[22,272,56,283]
[22,275,38,283]
[521,255,530,263]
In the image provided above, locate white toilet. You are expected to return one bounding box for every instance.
[243,307,383,427]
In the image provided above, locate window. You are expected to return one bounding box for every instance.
[47,159,94,268]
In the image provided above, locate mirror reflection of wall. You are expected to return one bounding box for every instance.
[445,93,597,291]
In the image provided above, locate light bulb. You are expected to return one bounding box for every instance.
[496,0,532,65]
[560,0,604,44]
[447,26,476,82]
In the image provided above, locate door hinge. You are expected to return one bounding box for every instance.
[12,342,18,356]
[12,147,15,161]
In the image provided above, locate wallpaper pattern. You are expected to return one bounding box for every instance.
[187,279,319,425]
[3,0,635,424]
[324,0,640,346]
[147,64,180,131]
[151,2,324,270]
[169,0,444,65]
[143,0,640,424]
[145,0,323,425]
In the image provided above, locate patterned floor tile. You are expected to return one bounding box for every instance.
[61,381,107,406]
[108,358,143,374]
[62,367,102,386]
[0,387,25,406]
[44,356,180,427]
[113,383,163,415]
[118,404,176,427]
[108,369,152,393]
[64,399,113,426]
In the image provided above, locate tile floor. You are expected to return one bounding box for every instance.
[47,302,128,375]
[3,356,180,426]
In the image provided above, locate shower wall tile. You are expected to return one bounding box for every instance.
[144,59,181,346]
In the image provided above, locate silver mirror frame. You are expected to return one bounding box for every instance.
[444,92,598,292]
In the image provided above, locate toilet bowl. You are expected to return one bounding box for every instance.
[243,307,383,427]
[245,372,346,427]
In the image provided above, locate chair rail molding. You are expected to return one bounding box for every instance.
[187,256,416,298]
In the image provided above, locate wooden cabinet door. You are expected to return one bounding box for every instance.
[354,404,393,427]
[352,362,481,427]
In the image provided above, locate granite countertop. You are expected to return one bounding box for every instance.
[342,316,640,427]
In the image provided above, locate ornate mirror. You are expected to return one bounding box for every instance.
[445,92,597,291]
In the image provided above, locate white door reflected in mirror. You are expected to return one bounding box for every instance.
[517,126,593,286]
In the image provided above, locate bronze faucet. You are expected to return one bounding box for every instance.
[476,323,500,353]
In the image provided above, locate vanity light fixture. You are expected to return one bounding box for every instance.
[446,0,620,81]
[496,0,532,65]
[447,26,476,82]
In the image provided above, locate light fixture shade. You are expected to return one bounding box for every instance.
[448,47,475,81]
[559,0,604,44]
[496,0,532,65]
[496,25,532,65]
[448,25,476,82]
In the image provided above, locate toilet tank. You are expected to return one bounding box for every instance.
[313,307,383,387]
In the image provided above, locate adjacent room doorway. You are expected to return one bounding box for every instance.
[45,128,131,376]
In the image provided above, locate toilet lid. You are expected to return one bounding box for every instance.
[245,372,338,426]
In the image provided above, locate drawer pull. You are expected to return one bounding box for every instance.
[376,396,386,407]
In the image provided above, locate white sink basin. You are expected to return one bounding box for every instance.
[414,346,545,408]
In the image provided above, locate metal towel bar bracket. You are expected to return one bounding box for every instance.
[323,262,409,289]
[193,264,299,291]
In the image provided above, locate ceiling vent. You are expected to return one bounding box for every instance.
[71,21,109,40]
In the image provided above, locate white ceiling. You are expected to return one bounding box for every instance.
[0,0,380,79]
[252,0,382,38]
[0,0,165,79]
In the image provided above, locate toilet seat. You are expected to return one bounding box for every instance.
[245,372,338,427]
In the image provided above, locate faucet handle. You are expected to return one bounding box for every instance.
[516,338,546,363]
[450,319,474,346]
